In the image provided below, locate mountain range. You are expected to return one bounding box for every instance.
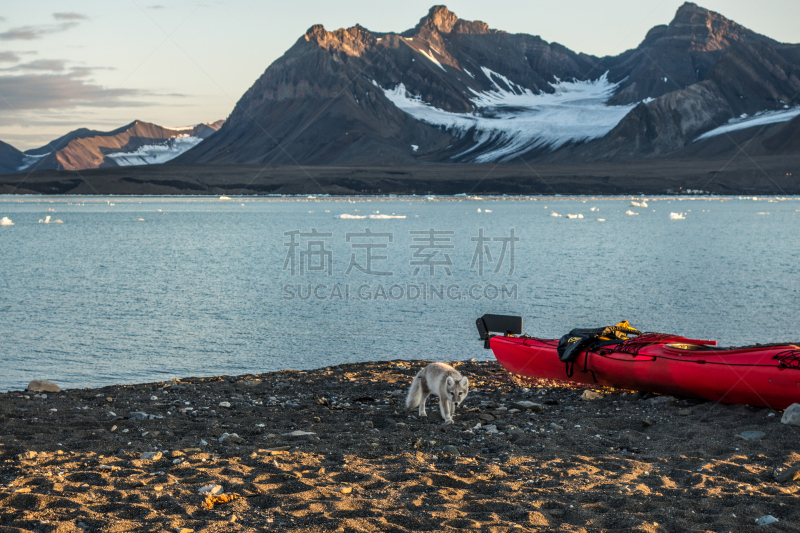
[175,2,800,167]
[0,120,223,175]
[1,2,799,193]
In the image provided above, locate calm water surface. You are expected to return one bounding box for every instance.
[1,195,798,390]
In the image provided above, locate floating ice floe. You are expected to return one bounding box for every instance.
[484,209,492,213]
[566,214,583,219]
[219,196,232,200]
[669,212,686,220]
[335,214,367,219]
[590,207,598,212]
[378,71,637,162]
[630,201,648,207]
[625,210,638,216]
[0,217,13,226]
[38,215,63,224]
[411,144,419,152]
[597,218,606,222]
[549,212,562,217]
[369,214,406,219]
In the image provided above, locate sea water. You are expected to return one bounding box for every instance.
[1,195,798,390]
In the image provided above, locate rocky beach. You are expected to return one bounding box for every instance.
[1,360,798,532]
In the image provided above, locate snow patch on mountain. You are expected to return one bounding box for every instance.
[381,72,636,162]
[693,107,800,142]
[107,135,204,166]
[418,49,446,71]
[18,152,50,171]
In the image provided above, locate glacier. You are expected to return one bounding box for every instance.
[379,70,636,163]
[693,107,800,142]
[107,135,204,166]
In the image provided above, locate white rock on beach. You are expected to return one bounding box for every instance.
[27,380,61,393]
[140,451,162,461]
[781,403,800,427]
[198,484,223,495]
[282,430,315,437]
[755,515,779,526]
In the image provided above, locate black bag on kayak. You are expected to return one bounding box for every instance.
[557,321,642,363]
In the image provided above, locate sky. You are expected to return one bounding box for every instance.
[1,0,799,150]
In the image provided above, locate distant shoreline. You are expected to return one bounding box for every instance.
[2,157,799,196]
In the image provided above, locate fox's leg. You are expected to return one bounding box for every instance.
[439,397,453,424]
[418,391,429,417]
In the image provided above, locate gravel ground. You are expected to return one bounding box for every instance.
[1,359,798,532]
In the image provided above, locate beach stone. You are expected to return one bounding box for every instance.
[781,403,800,427]
[511,400,543,412]
[581,390,603,400]
[678,408,692,416]
[549,423,564,430]
[18,451,37,460]
[140,451,162,461]
[219,432,243,444]
[477,413,495,422]
[755,515,779,526]
[282,430,316,437]
[27,380,60,393]
[129,411,149,420]
[737,430,766,441]
[506,427,525,435]
[642,419,654,427]
[199,439,208,447]
[442,445,461,456]
[198,484,223,495]
[647,395,674,405]
[775,465,800,483]
[364,420,374,429]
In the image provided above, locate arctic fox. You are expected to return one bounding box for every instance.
[405,362,469,424]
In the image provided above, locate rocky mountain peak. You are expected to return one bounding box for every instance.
[419,5,459,33]
[408,6,493,36]
[667,1,773,51]
[303,23,375,56]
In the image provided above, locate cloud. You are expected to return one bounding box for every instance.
[0,72,143,112]
[0,52,20,63]
[0,22,79,41]
[52,13,88,21]
[3,59,68,71]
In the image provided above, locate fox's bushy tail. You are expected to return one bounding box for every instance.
[405,371,424,410]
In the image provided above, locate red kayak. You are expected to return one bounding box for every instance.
[477,315,800,409]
